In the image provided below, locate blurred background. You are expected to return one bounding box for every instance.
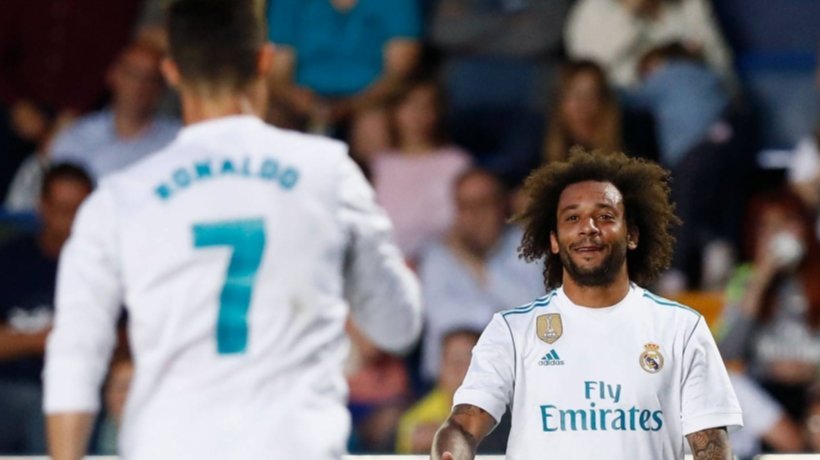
[0,0,818,458]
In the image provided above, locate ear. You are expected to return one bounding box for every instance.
[627,226,639,250]
[257,43,275,78]
[161,58,181,89]
[550,231,560,255]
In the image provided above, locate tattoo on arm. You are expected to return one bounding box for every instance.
[687,427,732,460]
[432,404,496,460]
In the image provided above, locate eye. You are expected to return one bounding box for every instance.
[599,214,615,222]
[566,215,579,223]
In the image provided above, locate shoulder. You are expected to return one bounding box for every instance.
[51,111,111,152]
[499,290,559,320]
[637,286,702,325]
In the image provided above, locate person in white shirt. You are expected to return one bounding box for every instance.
[43,1,422,459]
[431,148,742,460]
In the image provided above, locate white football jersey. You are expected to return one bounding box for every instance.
[454,284,742,460]
[44,115,422,460]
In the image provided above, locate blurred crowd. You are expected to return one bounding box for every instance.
[0,0,818,458]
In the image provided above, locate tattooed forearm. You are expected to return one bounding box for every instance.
[431,404,496,460]
[686,427,732,460]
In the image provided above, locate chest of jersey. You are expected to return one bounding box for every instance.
[511,303,685,435]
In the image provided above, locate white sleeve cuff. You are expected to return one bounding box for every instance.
[452,388,507,425]
[681,411,744,436]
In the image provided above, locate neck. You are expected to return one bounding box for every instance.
[561,266,631,308]
[179,85,259,126]
[400,140,435,155]
[38,230,63,260]
[113,109,152,139]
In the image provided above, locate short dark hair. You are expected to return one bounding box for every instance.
[167,0,264,91]
[41,163,94,198]
[516,148,680,289]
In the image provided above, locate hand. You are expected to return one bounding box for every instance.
[288,87,316,116]
[11,99,50,141]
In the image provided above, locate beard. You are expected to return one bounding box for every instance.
[558,238,628,287]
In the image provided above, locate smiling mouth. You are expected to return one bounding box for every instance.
[573,245,604,253]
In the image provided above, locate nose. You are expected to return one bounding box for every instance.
[579,217,600,236]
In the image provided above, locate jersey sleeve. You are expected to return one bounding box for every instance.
[380,0,422,40]
[43,187,123,413]
[453,314,515,424]
[337,154,422,354]
[680,316,744,435]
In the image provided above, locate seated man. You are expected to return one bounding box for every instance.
[49,40,180,179]
[419,168,544,382]
[0,163,93,453]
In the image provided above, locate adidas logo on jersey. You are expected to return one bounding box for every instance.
[538,349,564,366]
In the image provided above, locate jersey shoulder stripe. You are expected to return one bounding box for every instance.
[642,290,701,317]
[501,290,557,317]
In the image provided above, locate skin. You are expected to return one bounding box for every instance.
[46,35,275,460]
[431,180,734,459]
[561,71,605,147]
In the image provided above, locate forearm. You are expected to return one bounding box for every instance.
[431,418,479,460]
[686,427,733,459]
[0,326,48,360]
[47,412,95,460]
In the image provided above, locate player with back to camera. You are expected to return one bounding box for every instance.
[43,1,422,459]
[431,148,742,460]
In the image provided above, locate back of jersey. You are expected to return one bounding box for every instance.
[45,116,421,460]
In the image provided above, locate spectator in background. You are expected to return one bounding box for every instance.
[805,383,820,452]
[48,40,180,180]
[565,0,734,89]
[631,42,749,291]
[267,0,421,160]
[396,329,480,454]
[788,127,820,224]
[718,188,820,421]
[0,163,92,454]
[346,321,411,453]
[728,371,803,459]
[371,78,472,264]
[419,169,544,382]
[429,0,571,182]
[0,0,142,200]
[543,61,622,164]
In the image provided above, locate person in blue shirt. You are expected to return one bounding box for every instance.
[267,0,421,160]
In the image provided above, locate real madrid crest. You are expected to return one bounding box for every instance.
[536,314,563,344]
[639,343,664,374]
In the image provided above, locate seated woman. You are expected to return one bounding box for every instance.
[370,78,471,265]
[718,188,820,420]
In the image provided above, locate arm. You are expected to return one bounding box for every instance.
[339,154,422,353]
[43,189,123,460]
[47,413,95,460]
[686,427,732,460]
[335,38,420,117]
[431,404,496,460]
[0,325,49,360]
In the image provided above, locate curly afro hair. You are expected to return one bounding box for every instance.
[516,148,681,289]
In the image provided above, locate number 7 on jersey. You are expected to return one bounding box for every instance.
[192,218,266,355]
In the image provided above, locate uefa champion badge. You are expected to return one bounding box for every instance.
[536,314,563,344]
[639,343,664,373]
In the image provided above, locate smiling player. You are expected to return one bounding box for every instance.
[431,149,742,460]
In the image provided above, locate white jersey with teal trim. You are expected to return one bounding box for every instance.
[43,115,422,460]
[454,284,742,460]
